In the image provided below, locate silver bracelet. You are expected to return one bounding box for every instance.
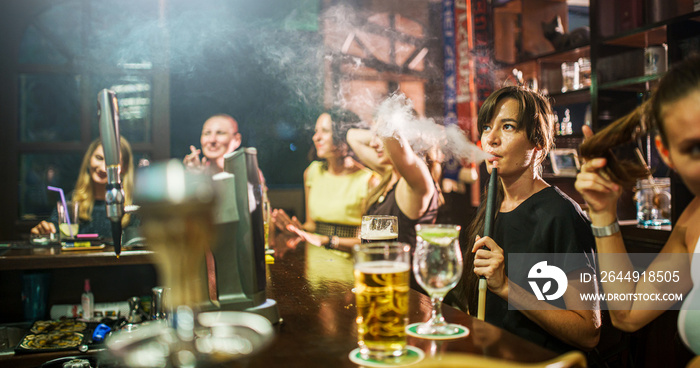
[330,236,340,250]
[591,221,620,237]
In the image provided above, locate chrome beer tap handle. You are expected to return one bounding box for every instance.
[98,89,125,255]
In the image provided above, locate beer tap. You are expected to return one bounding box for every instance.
[98,89,125,256]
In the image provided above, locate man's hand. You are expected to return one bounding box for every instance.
[183,145,204,168]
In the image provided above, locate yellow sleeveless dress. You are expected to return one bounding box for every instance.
[305,161,375,227]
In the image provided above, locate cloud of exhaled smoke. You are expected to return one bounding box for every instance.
[375,93,491,164]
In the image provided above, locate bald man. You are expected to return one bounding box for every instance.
[183,114,242,173]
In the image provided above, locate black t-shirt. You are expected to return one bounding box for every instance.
[486,186,596,354]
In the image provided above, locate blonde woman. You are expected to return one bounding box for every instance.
[346,96,440,252]
[31,137,137,239]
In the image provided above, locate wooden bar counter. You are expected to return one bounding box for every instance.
[242,240,559,367]
[0,244,155,270]
[0,240,560,367]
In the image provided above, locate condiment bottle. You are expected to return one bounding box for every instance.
[81,279,94,321]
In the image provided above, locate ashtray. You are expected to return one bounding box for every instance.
[30,233,59,246]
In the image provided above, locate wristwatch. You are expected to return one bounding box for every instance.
[590,221,620,237]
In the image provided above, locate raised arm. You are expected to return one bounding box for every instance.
[381,135,435,219]
[575,157,694,331]
[346,128,390,174]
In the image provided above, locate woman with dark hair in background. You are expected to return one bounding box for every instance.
[277,95,441,255]
[345,94,441,251]
[576,54,700,356]
[455,86,600,353]
[31,137,138,239]
[272,109,378,250]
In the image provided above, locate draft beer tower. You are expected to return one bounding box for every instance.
[204,147,279,323]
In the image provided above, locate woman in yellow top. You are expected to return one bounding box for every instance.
[272,109,378,249]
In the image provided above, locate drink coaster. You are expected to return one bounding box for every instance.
[348,345,424,367]
[406,323,470,340]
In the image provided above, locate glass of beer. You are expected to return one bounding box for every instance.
[353,241,410,361]
[360,215,398,243]
[262,193,271,250]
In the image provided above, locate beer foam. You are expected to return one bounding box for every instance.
[355,261,410,274]
[362,232,398,241]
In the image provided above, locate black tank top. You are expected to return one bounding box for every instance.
[365,184,439,250]
[366,184,439,294]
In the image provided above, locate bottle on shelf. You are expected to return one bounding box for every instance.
[81,278,94,321]
[562,108,573,136]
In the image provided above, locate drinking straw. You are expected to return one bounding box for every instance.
[477,163,498,321]
[48,186,74,238]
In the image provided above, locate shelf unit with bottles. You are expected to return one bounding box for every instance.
[591,2,700,225]
[592,10,700,124]
[491,1,700,229]
[492,0,592,151]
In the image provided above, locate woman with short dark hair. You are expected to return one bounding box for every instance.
[457,86,601,353]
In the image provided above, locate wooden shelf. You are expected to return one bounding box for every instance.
[601,10,700,45]
[546,86,590,101]
[499,45,591,67]
[0,245,155,271]
[599,73,663,91]
[603,26,667,48]
[535,45,591,64]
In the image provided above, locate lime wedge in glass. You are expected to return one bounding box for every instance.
[60,224,79,237]
[416,226,460,246]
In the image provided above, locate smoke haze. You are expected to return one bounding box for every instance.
[375,93,491,164]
